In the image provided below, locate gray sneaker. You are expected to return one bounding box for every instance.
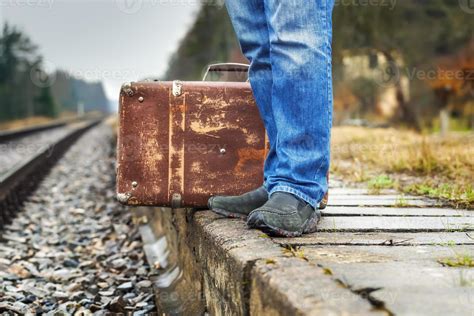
[208,186,268,219]
[247,192,321,237]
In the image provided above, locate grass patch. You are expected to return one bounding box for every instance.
[438,254,474,268]
[281,245,308,261]
[405,182,474,209]
[0,116,53,130]
[322,267,333,275]
[331,126,474,208]
[0,112,78,131]
[434,240,457,247]
[368,175,396,194]
[394,196,409,207]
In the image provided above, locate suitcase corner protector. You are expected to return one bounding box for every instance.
[121,82,134,97]
[117,192,132,204]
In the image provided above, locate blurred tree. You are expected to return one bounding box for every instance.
[35,86,59,118]
[333,0,474,129]
[49,70,110,114]
[0,23,58,122]
[349,78,379,116]
[164,4,241,81]
[165,1,473,129]
[428,40,474,133]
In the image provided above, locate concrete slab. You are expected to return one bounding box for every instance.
[141,208,387,315]
[327,188,399,195]
[139,182,473,315]
[331,194,424,200]
[318,216,474,232]
[323,206,472,217]
[328,196,438,207]
[272,232,474,246]
[299,245,474,316]
[191,212,284,315]
[250,258,385,316]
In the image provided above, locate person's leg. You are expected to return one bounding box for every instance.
[224,0,277,183]
[248,0,334,236]
[208,0,276,218]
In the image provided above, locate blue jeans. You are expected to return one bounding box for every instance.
[225,0,334,208]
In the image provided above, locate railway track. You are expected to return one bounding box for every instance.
[0,120,157,314]
[0,118,75,144]
[0,118,103,227]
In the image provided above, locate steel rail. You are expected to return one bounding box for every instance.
[0,118,103,226]
[0,115,101,143]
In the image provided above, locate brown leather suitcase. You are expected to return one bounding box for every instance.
[116,64,268,208]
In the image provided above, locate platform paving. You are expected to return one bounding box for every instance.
[140,185,474,315]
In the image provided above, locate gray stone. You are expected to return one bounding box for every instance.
[0,124,156,313]
[117,282,133,290]
[136,280,152,289]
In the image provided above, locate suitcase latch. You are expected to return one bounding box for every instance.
[171,193,182,209]
[172,80,183,97]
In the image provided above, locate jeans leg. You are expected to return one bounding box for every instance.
[224,0,277,186]
[264,0,334,207]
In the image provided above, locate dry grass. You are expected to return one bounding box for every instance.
[438,254,474,268]
[105,115,119,136]
[0,116,54,131]
[331,126,474,208]
[0,112,79,131]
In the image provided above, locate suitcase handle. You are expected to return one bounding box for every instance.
[202,63,250,82]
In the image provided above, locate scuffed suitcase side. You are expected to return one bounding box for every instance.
[180,82,267,207]
[117,81,268,208]
[116,82,171,206]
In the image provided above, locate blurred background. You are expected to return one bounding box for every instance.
[1,0,473,131]
[0,0,473,205]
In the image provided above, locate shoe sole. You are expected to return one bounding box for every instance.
[208,196,249,220]
[249,210,322,238]
[210,207,248,220]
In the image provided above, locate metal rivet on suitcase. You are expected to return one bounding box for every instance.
[138,97,144,103]
[220,148,226,155]
[132,181,138,188]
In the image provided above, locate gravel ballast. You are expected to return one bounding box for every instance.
[0,122,156,315]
